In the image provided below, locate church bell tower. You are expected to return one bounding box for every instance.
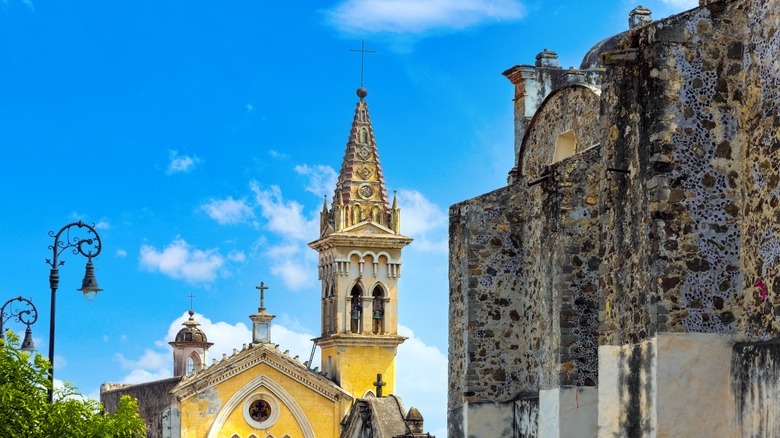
[309,87,411,399]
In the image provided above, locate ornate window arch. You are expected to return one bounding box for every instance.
[187,351,202,376]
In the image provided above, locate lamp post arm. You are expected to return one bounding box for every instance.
[0,296,38,340]
[46,220,102,403]
[46,220,102,270]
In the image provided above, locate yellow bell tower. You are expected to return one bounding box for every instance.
[309,87,411,399]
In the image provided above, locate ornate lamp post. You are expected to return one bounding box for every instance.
[46,221,103,403]
[0,296,38,353]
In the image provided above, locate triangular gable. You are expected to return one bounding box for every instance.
[340,220,396,235]
[171,343,350,404]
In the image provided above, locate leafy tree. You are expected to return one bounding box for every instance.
[0,331,146,437]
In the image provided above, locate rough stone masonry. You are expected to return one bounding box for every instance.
[448,0,780,436]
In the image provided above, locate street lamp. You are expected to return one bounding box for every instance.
[46,221,103,403]
[0,296,38,353]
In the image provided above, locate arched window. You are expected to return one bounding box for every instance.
[187,352,201,376]
[353,204,363,224]
[372,205,382,224]
[372,286,385,334]
[359,127,368,143]
[350,285,363,334]
[553,129,577,163]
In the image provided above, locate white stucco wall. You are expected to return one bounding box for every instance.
[655,333,734,437]
[598,334,735,437]
[539,387,597,437]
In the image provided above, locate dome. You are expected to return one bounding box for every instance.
[174,310,209,343]
[579,31,628,70]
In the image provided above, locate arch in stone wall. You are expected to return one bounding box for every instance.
[519,84,602,179]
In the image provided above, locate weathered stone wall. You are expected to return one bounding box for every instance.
[737,0,780,339]
[552,149,601,387]
[597,0,780,344]
[449,184,551,406]
[101,377,182,438]
[449,0,780,435]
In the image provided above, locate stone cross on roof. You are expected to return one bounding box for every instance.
[373,373,386,397]
[256,281,269,311]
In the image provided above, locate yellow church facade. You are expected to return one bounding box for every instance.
[172,342,353,438]
[101,86,426,438]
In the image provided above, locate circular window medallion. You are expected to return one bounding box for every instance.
[358,184,374,199]
[243,392,280,429]
[249,399,271,422]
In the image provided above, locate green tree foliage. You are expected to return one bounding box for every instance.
[0,332,146,437]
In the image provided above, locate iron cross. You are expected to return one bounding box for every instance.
[256,281,269,310]
[349,41,376,87]
[187,293,196,311]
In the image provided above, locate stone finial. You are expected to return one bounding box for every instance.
[629,5,652,29]
[535,48,559,67]
[405,407,424,433]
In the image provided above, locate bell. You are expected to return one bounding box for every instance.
[78,258,103,301]
[21,326,35,353]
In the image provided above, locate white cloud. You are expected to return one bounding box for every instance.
[117,348,168,371]
[166,150,202,175]
[227,250,246,263]
[252,182,318,241]
[325,0,526,34]
[116,249,128,257]
[250,182,320,290]
[395,325,448,434]
[120,368,172,385]
[268,150,289,159]
[139,238,225,283]
[200,197,255,225]
[113,312,318,385]
[294,164,339,198]
[396,189,448,253]
[95,221,110,230]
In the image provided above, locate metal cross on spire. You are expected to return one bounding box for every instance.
[349,41,376,87]
[256,281,269,311]
[187,293,196,311]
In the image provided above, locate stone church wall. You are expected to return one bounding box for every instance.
[598,0,780,344]
[449,0,780,436]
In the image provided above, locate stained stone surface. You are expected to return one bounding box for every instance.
[449,0,780,435]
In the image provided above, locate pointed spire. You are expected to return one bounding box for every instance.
[320,195,330,235]
[391,190,401,234]
[334,88,391,228]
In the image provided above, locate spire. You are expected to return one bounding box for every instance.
[334,88,391,228]
[391,190,401,234]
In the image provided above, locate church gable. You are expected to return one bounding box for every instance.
[172,344,352,438]
[342,221,395,236]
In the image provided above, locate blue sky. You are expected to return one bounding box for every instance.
[0,0,697,434]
